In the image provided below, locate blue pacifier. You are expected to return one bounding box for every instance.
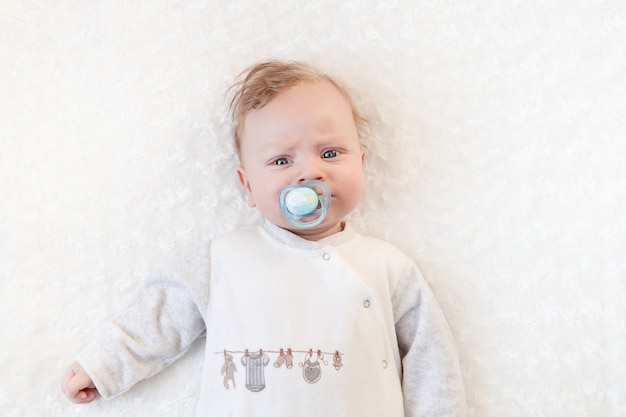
[278,180,332,228]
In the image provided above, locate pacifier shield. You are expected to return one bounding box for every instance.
[278,180,331,228]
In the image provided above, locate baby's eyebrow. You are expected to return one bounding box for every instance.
[263,142,297,155]
[264,135,299,147]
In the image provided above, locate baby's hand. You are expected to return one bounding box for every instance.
[61,362,98,404]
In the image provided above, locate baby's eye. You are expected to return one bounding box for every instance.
[322,149,339,159]
[273,157,290,165]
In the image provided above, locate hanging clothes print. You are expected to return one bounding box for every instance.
[241,351,271,392]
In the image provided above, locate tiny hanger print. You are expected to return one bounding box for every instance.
[219,347,343,390]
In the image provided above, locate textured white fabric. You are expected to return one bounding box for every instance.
[2,1,626,417]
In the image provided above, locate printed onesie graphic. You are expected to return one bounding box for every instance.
[241,352,270,392]
[221,353,237,389]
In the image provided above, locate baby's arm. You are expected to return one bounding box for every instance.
[394,264,467,417]
[61,361,97,403]
[66,275,207,401]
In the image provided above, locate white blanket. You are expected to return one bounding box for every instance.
[1,1,625,416]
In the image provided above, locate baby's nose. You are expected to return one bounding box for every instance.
[298,158,324,183]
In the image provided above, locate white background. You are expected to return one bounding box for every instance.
[1,1,625,416]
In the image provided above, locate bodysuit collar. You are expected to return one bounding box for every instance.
[260,220,356,250]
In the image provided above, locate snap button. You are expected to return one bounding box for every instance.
[322,253,331,260]
[382,360,388,369]
[363,299,370,308]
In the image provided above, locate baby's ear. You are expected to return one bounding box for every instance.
[237,166,256,207]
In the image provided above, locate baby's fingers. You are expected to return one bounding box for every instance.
[70,386,98,404]
[62,362,97,404]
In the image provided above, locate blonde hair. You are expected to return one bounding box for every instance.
[227,60,368,158]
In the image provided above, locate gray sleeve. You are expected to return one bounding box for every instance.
[76,247,209,399]
[393,264,467,417]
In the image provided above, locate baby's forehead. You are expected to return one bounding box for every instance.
[245,84,352,129]
[251,80,350,114]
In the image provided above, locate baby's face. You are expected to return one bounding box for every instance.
[237,80,364,240]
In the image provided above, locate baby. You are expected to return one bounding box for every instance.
[62,60,466,417]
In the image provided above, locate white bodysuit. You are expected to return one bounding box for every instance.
[77,221,466,417]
